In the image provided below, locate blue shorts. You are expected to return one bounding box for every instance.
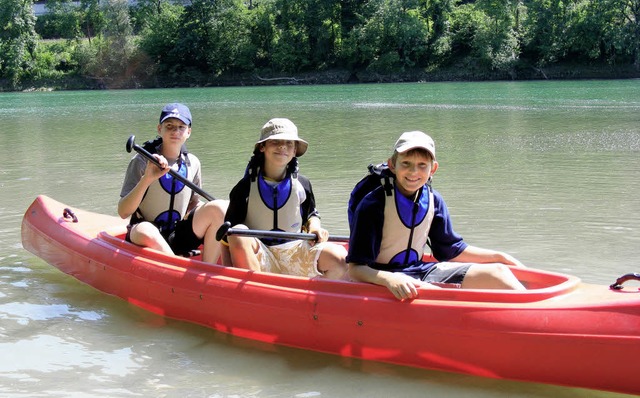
[376,261,470,285]
[421,262,470,285]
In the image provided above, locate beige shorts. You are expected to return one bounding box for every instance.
[256,239,328,278]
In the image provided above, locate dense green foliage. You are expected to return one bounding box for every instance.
[1,0,37,89]
[2,0,640,90]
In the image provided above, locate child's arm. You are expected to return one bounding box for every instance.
[349,263,438,300]
[450,245,525,267]
[298,176,328,242]
[224,179,250,227]
[118,155,169,219]
[305,216,329,243]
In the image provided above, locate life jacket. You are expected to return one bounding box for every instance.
[130,137,196,238]
[245,170,307,244]
[375,182,435,267]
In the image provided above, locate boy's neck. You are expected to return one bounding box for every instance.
[397,185,422,200]
[262,163,287,181]
[161,144,182,162]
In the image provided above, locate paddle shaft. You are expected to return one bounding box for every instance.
[217,221,349,243]
[126,135,215,201]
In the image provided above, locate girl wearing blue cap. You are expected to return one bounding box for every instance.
[118,103,228,263]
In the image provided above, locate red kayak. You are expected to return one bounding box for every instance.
[21,195,640,395]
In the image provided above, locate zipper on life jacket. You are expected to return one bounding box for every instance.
[272,185,278,230]
[403,187,421,265]
[166,165,178,235]
[164,156,183,236]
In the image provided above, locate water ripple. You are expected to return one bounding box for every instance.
[0,303,103,325]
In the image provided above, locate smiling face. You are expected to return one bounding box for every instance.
[388,149,438,197]
[261,139,296,165]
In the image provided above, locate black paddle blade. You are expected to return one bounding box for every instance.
[126,135,135,153]
[216,221,232,241]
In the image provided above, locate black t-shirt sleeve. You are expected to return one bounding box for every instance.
[225,177,250,226]
[297,174,320,223]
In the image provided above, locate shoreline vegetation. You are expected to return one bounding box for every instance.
[14,63,640,93]
[3,0,640,92]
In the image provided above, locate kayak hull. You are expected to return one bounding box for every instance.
[21,195,640,395]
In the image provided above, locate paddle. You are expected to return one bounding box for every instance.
[126,135,216,201]
[216,221,349,243]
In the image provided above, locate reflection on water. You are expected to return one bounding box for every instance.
[0,335,141,376]
[1,81,638,397]
[0,302,103,323]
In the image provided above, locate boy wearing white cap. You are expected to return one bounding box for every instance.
[118,103,228,263]
[348,131,525,300]
[222,118,347,279]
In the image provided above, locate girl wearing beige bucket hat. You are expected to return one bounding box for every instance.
[254,118,308,157]
[221,118,347,280]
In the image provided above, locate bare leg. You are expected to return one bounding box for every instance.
[129,221,174,254]
[227,225,262,271]
[317,243,348,280]
[461,263,525,290]
[192,199,229,263]
[221,245,233,267]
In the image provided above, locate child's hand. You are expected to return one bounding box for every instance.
[144,154,170,180]
[308,226,329,245]
[306,217,328,245]
[499,252,526,268]
[385,273,438,301]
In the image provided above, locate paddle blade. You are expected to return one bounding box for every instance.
[126,135,135,153]
[216,221,232,241]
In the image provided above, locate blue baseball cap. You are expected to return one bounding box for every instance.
[159,103,192,126]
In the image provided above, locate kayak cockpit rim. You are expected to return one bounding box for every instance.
[98,229,582,304]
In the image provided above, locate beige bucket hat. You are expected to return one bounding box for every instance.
[255,118,308,157]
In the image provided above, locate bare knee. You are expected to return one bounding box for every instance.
[207,199,228,219]
[227,228,260,271]
[228,233,253,252]
[129,222,172,253]
[317,244,348,280]
[196,199,228,226]
[130,222,158,243]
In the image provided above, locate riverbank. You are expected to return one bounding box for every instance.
[6,62,640,92]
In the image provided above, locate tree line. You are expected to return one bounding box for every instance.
[2,0,639,91]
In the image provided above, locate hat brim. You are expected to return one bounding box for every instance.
[395,143,435,159]
[256,133,308,157]
[160,115,191,126]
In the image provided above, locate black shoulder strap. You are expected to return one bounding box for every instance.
[369,163,393,197]
[382,174,393,196]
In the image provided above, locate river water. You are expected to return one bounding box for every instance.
[1,81,639,397]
